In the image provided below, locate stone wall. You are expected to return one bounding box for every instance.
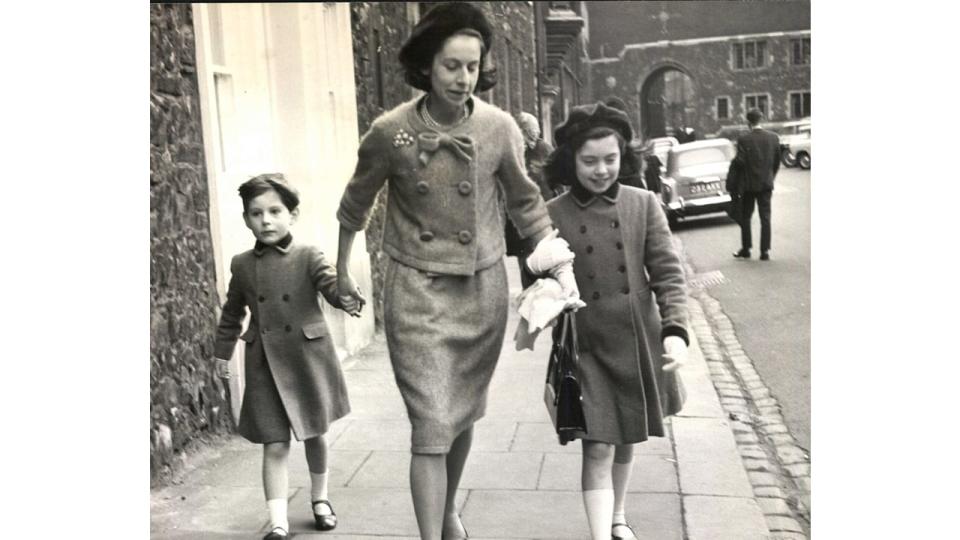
[590,34,811,137]
[150,3,231,485]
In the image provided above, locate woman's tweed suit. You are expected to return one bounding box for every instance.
[214,239,350,443]
[338,96,552,453]
[547,183,688,444]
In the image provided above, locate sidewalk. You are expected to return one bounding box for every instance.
[151,259,770,539]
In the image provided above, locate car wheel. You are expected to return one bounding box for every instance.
[797,151,810,169]
[781,148,797,168]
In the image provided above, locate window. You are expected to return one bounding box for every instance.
[744,94,769,118]
[789,91,811,118]
[791,38,811,66]
[716,97,730,120]
[732,40,767,70]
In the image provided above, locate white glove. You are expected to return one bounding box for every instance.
[526,229,575,275]
[215,358,231,379]
[662,335,687,372]
[554,262,585,310]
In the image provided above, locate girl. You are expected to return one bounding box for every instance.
[213,174,360,539]
[334,3,573,538]
[541,103,690,540]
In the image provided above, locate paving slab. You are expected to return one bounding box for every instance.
[537,452,679,493]
[673,417,755,497]
[684,495,770,539]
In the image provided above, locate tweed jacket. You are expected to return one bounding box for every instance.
[734,127,781,192]
[214,239,349,440]
[338,96,552,276]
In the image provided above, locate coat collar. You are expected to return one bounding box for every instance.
[253,233,293,256]
[571,180,620,208]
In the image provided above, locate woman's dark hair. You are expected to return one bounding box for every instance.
[544,126,639,188]
[398,3,497,92]
[238,173,300,213]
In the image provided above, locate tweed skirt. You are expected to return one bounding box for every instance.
[383,256,509,454]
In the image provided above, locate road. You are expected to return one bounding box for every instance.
[672,167,810,450]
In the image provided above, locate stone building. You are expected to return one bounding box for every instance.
[584,0,811,139]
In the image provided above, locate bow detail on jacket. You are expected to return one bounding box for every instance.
[417,132,476,166]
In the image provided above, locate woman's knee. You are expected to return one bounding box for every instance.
[614,443,634,464]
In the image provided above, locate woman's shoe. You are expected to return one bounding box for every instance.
[442,513,469,540]
[312,499,337,531]
[612,522,637,540]
[263,526,288,540]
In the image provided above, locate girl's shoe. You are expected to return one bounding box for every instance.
[612,522,637,540]
[263,526,288,540]
[312,499,337,531]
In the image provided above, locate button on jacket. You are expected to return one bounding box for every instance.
[214,239,350,443]
[338,96,552,276]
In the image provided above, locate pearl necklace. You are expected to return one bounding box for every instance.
[421,95,468,129]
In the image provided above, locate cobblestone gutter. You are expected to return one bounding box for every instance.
[679,242,812,539]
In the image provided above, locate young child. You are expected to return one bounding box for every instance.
[213,174,360,540]
[538,103,690,540]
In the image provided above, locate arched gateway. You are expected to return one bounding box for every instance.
[638,62,698,140]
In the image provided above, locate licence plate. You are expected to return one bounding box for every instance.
[689,182,720,195]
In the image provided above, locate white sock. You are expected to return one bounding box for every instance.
[310,470,331,514]
[582,488,615,540]
[612,460,633,523]
[266,498,288,533]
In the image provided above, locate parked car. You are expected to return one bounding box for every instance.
[778,122,811,167]
[640,136,679,173]
[789,137,811,169]
[659,139,736,227]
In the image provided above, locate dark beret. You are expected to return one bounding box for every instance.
[554,102,634,149]
[399,2,494,66]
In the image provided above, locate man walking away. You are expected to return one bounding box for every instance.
[732,109,780,261]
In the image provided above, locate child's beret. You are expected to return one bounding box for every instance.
[554,102,634,149]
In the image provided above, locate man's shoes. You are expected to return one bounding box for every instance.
[733,249,751,259]
[760,251,770,261]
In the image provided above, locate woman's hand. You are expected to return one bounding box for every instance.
[662,335,688,372]
[215,358,231,379]
[338,272,366,317]
[526,229,575,275]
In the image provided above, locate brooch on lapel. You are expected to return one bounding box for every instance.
[392,129,415,148]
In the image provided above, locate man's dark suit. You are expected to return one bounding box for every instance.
[733,127,780,254]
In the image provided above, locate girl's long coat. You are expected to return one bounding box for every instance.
[214,240,350,443]
[547,184,688,444]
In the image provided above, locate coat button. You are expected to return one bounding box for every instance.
[592,291,600,300]
[616,241,623,250]
[611,220,619,228]
[588,272,596,279]
[458,181,472,195]
[282,294,290,301]
[285,324,292,332]
[458,230,473,244]
[580,225,587,233]
[258,295,265,302]
[420,231,435,242]
[261,327,268,334]
[416,181,429,194]
[618,265,626,273]
[622,287,630,295]
[586,245,593,254]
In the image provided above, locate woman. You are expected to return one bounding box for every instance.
[541,102,689,540]
[335,4,573,538]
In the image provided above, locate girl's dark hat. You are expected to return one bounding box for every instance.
[554,102,634,148]
[399,2,494,65]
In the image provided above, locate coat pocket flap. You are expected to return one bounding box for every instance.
[240,328,258,343]
[302,322,329,340]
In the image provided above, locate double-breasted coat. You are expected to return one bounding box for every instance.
[214,237,350,444]
[547,183,688,444]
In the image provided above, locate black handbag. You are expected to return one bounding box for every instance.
[543,309,587,445]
